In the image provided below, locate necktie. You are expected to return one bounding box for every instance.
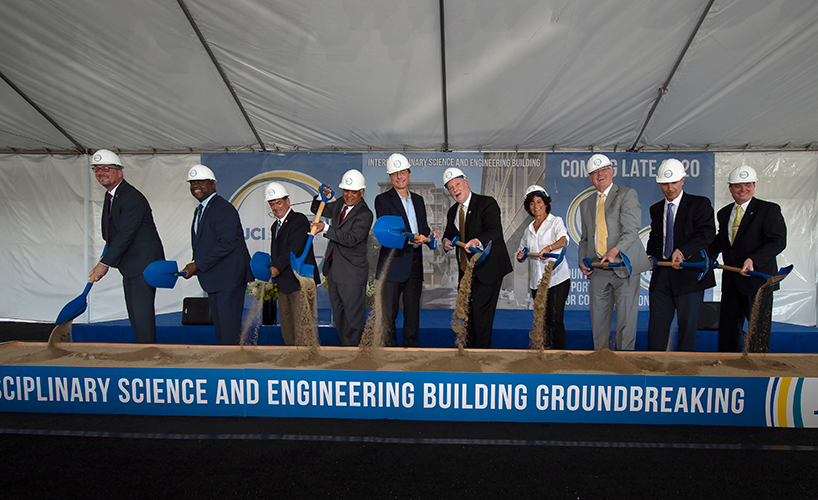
[458,204,467,271]
[340,205,349,223]
[194,204,203,236]
[102,191,112,242]
[731,205,742,244]
[664,203,674,259]
[595,194,607,257]
[275,219,282,238]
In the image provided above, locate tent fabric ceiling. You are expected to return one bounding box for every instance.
[1,0,817,154]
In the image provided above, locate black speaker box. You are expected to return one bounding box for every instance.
[697,302,720,330]
[182,297,213,326]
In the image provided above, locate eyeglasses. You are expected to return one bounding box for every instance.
[92,166,122,173]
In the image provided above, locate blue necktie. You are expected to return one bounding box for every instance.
[664,203,674,259]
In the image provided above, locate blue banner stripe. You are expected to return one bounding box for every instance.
[793,378,804,428]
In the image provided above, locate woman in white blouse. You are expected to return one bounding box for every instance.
[516,185,571,349]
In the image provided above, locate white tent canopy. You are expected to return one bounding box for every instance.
[2,0,818,154]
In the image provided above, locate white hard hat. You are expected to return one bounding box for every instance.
[91,149,122,167]
[264,182,289,201]
[187,164,217,182]
[524,184,549,199]
[728,165,758,184]
[386,153,411,175]
[339,169,366,191]
[586,154,612,174]
[442,167,466,187]
[656,159,686,183]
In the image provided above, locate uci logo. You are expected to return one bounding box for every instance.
[394,160,403,168]
[268,188,275,197]
[740,171,749,179]
[93,154,102,163]
[345,177,353,185]
[190,169,199,178]
[664,170,673,178]
[445,172,453,179]
[594,158,602,166]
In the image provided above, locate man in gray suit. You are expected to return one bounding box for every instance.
[578,154,651,350]
[311,169,374,346]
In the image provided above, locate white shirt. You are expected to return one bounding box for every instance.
[517,213,571,289]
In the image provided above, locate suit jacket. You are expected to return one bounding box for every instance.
[270,210,320,295]
[646,192,716,295]
[100,180,164,278]
[311,196,373,287]
[191,194,252,293]
[710,197,786,294]
[443,193,513,285]
[578,184,651,279]
[374,188,432,282]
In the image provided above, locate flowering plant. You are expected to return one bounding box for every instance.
[246,280,277,301]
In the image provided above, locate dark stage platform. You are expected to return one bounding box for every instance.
[69,308,818,353]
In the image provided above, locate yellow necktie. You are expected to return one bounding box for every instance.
[459,204,467,271]
[731,205,742,244]
[596,194,607,256]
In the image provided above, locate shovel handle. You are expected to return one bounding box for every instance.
[717,264,771,280]
[310,184,333,236]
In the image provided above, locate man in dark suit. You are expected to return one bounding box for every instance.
[442,167,513,348]
[710,165,786,352]
[374,153,439,347]
[181,164,252,345]
[310,169,373,346]
[646,159,716,351]
[266,181,320,345]
[89,149,164,344]
[578,154,651,351]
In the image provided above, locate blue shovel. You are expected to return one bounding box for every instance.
[373,215,437,250]
[517,245,566,266]
[143,260,185,289]
[289,183,333,279]
[55,244,107,326]
[450,235,491,265]
[583,251,633,277]
[250,251,277,283]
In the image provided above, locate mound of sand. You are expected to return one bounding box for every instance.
[2,342,817,378]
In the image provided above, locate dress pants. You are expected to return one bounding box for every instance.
[648,268,704,352]
[531,278,571,350]
[718,276,773,353]
[122,273,157,344]
[382,248,423,347]
[589,269,641,350]
[327,273,366,346]
[278,290,299,346]
[465,277,503,349]
[207,284,246,345]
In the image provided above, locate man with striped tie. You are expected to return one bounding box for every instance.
[710,165,786,352]
[266,182,319,345]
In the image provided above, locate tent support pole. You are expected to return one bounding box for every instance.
[0,70,86,153]
[177,0,266,151]
[629,0,715,151]
[438,0,450,152]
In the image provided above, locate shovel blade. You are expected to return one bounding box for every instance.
[373,215,409,249]
[55,281,93,325]
[290,234,316,278]
[250,252,273,282]
[143,260,182,289]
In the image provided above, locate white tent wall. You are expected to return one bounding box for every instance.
[0,154,203,323]
[1,152,816,327]
[713,152,818,326]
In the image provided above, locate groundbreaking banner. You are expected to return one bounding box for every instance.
[0,365,815,427]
